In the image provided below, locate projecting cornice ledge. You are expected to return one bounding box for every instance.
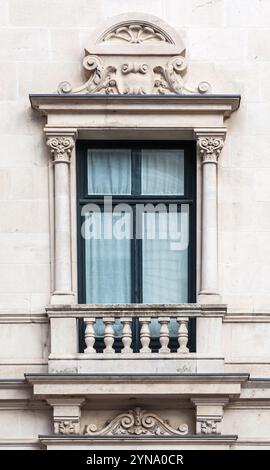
[30,93,240,115]
[25,373,249,399]
[29,94,240,133]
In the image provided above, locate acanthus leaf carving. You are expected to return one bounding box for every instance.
[58,55,118,95]
[57,53,211,96]
[84,408,189,437]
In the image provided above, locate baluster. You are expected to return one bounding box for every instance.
[103,317,115,354]
[120,317,133,354]
[139,317,151,353]
[177,317,189,354]
[158,317,170,353]
[84,318,96,354]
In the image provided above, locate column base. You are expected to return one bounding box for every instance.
[198,291,221,304]
[51,292,75,305]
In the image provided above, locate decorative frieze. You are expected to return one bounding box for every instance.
[58,53,210,96]
[84,408,189,437]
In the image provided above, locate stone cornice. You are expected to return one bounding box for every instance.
[39,434,238,446]
[25,373,249,400]
[30,93,240,116]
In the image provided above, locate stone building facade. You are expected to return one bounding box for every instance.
[0,0,270,450]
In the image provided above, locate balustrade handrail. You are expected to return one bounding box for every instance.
[46,303,227,319]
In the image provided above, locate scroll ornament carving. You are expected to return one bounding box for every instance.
[46,136,75,163]
[57,53,211,96]
[84,408,189,437]
[55,420,80,435]
[200,419,220,435]
[197,136,224,164]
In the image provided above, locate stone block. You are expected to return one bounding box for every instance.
[0,63,17,100]
[0,28,49,61]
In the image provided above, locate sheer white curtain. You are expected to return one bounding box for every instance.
[142,149,184,195]
[87,149,131,195]
[85,212,131,304]
[142,210,188,303]
[86,147,132,304]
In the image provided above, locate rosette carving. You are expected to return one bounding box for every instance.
[200,419,219,435]
[84,408,189,437]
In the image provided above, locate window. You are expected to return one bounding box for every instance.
[77,142,196,306]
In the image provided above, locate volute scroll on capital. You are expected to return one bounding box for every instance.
[197,136,225,164]
[46,136,76,164]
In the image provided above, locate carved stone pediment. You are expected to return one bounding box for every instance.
[57,13,210,96]
[84,408,189,437]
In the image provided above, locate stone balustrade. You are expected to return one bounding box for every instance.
[84,315,190,355]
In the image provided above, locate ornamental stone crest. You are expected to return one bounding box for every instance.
[57,13,211,96]
[84,408,189,437]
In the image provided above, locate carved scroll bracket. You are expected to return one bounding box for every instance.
[84,408,189,437]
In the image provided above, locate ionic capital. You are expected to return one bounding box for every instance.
[194,128,227,164]
[45,129,78,164]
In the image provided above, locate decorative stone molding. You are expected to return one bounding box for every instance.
[196,133,226,164]
[46,136,75,164]
[55,420,80,435]
[200,419,221,435]
[57,13,211,96]
[103,23,169,44]
[84,408,188,437]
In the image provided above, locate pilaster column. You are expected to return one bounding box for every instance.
[194,128,226,304]
[46,128,78,305]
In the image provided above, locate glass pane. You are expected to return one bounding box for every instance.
[87,149,131,195]
[142,149,184,195]
[142,206,189,303]
[84,210,132,303]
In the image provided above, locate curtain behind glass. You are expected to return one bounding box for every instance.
[142,209,188,303]
[85,211,131,303]
[87,149,131,195]
[142,149,184,195]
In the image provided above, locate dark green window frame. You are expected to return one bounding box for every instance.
[76,141,197,352]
